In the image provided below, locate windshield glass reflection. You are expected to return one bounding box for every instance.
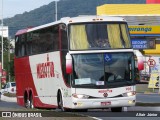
[72,53,134,88]
[69,23,131,50]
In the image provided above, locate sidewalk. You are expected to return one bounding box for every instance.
[0,94,17,102]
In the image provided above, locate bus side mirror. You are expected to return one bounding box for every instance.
[137,56,144,70]
[134,50,144,71]
[66,53,73,74]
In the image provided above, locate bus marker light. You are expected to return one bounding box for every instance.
[73,102,83,106]
[128,100,135,104]
[77,102,83,106]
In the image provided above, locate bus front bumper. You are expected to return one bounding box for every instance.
[71,96,135,109]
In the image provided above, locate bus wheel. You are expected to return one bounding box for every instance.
[58,93,69,112]
[24,98,30,108]
[80,109,88,112]
[24,93,30,108]
[29,94,34,109]
[111,107,122,112]
[75,109,88,112]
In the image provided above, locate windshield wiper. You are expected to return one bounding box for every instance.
[75,84,103,89]
[76,84,97,86]
[124,80,132,85]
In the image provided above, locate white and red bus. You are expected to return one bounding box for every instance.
[15,16,142,112]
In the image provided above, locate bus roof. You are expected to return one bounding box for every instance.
[60,15,126,24]
[16,15,126,35]
[15,27,33,36]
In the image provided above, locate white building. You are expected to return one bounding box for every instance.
[0,26,8,38]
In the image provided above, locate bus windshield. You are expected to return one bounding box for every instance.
[72,53,135,88]
[69,22,131,50]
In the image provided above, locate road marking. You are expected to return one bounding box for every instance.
[91,117,103,120]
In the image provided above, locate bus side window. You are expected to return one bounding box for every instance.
[15,36,19,57]
[53,25,59,51]
[26,33,32,55]
[39,29,47,53]
[32,32,40,54]
[40,25,59,52]
[21,34,26,56]
[60,24,68,50]
[16,34,26,57]
[18,35,22,57]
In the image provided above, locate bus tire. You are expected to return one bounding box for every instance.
[29,94,34,109]
[58,92,68,112]
[111,107,122,112]
[75,109,88,112]
[24,93,29,108]
[81,109,88,112]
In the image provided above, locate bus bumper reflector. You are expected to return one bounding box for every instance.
[128,100,135,104]
[73,102,83,106]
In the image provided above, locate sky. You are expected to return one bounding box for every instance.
[1,0,57,18]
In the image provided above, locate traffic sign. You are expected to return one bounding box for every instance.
[147,59,156,67]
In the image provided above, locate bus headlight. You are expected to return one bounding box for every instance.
[72,93,89,99]
[122,91,136,97]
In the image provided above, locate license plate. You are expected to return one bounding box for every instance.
[101,102,111,106]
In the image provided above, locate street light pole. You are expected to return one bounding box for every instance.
[0,0,4,89]
[8,38,10,82]
[55,0,58,21]
[1,0,3,70]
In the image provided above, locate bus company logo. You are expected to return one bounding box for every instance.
[37,54,55,79]
[98,89,112,93]
[103,93,108,97]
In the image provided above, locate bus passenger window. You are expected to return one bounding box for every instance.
[15,36,19,57]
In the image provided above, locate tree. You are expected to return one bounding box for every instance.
[0,36,14,82]
[0,36,13,52]
[0,36,8,52]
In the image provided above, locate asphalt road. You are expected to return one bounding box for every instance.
[136,93,160,103]
[0,101,26,111]
[77,107,160,120]
[1,94,160,120]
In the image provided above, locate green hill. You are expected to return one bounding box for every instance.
[4,0,145,37]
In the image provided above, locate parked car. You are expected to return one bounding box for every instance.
[0,82,16,94]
